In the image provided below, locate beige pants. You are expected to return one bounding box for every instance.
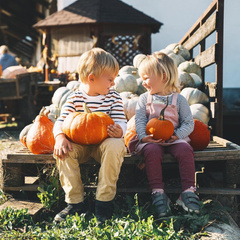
[55,138,126,204]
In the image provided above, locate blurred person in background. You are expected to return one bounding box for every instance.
[0,45,18,71]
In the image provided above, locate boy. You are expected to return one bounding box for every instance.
[53,48,127,223]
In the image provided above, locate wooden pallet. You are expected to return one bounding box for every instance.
[2,136,240,195]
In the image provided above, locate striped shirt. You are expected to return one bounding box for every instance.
[53,87,127,138]
[135,92,194,141]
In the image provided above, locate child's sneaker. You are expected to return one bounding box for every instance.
[176,191,200,214]
[95,200,113,224]
[152,192,171,217]
[54,202,87,222]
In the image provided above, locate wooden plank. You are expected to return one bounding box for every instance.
[3,184,42,192]
[0,199,43,220]
[182,12,217,50]
[84,185,240,195]
[194,44,216,68]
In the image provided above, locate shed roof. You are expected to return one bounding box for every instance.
[34,0,162,33]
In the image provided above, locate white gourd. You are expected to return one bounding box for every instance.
[189,73,203,89]
[155,49,174,55]
[66,80,81,90]
[52,86,73,109]
[180,87,209,105]
[168,52,185,67]
[119,65,140,79]
[114,74,138,93]
[178,61,202,78]
[166,43,191,60]
[120,92,139,121]
[178,72,196,89]
[43,104,61,123]
[136,77,147,95]
[190,103,210,125]
[133,54,146,69]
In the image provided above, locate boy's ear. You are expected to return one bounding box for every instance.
[88,73,95,82]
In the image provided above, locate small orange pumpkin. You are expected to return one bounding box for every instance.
[26,107,55,154]
[146,97,174,140]
[62,103,114,145]
[189,119,210,150]
[124,116,137,148]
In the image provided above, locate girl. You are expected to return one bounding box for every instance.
[128,53,200,217]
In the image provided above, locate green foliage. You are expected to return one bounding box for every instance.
[0,189,7,205]
[0,207,34,231]
[37,166,64,210]
[0,194,232,239]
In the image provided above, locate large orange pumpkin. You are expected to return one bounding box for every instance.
[146,97,174,140]
[189,119,210,150]
[62,103,114,145]
[26,107,55,154]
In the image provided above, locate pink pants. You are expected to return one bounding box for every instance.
[142,142,195,191]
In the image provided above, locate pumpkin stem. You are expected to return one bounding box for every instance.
[83,102,92,113]
[159,96,169,121]
[39,106,46,116]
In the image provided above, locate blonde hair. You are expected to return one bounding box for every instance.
[138,52,180,93]
[77,48,119,83]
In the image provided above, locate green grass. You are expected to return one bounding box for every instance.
[0,193,231,240]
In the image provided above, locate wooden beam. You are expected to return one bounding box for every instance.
[194,44,216,68]
[182,12,217,50]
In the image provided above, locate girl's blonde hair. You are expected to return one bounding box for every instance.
[138,52,180,93]
[77,48,119,83]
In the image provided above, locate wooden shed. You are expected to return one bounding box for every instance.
[33,0,163,73]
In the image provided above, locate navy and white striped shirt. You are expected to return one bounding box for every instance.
[53,87,127,138]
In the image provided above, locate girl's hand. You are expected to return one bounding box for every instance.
[168,135,179,143]
[107,124,123,138]
[141,135,165,143]
[54,133,72,160]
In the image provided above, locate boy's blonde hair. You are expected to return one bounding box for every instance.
[77,48,119,83]
[138,52,180,93]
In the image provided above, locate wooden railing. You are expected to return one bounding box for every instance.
[179,0,224,137]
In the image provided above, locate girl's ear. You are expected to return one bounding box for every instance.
[162,72,167,82]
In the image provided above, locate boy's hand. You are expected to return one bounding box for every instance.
[54,133,72,160]
[107,124,123,138]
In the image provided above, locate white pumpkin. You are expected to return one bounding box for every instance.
[66,80,81,90]
[133,54,146,69]
[155,49,174,56]
[180,87,209,105]
[190,103,210,125]
[120,92,139,121]
[168,52,185,66]
[178,72,203,89]
[43,104,61,123]
[136,77,147,95]
[119,65,140,79]
[52,86,74,109]
[189,73,203,89]
[114,74,138,93]
[166,43,191,60]
[178,72,196,89]
[178,61,202,78]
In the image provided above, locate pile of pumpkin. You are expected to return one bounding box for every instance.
[19,43,210,154]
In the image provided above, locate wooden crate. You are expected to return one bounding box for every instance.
[2,136,240,195]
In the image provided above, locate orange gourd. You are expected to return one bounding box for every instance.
[62,103,114,145]
[189,119,210,150]
[26,107,55,154]
[124,115,137,147]
[146,97,174,141]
